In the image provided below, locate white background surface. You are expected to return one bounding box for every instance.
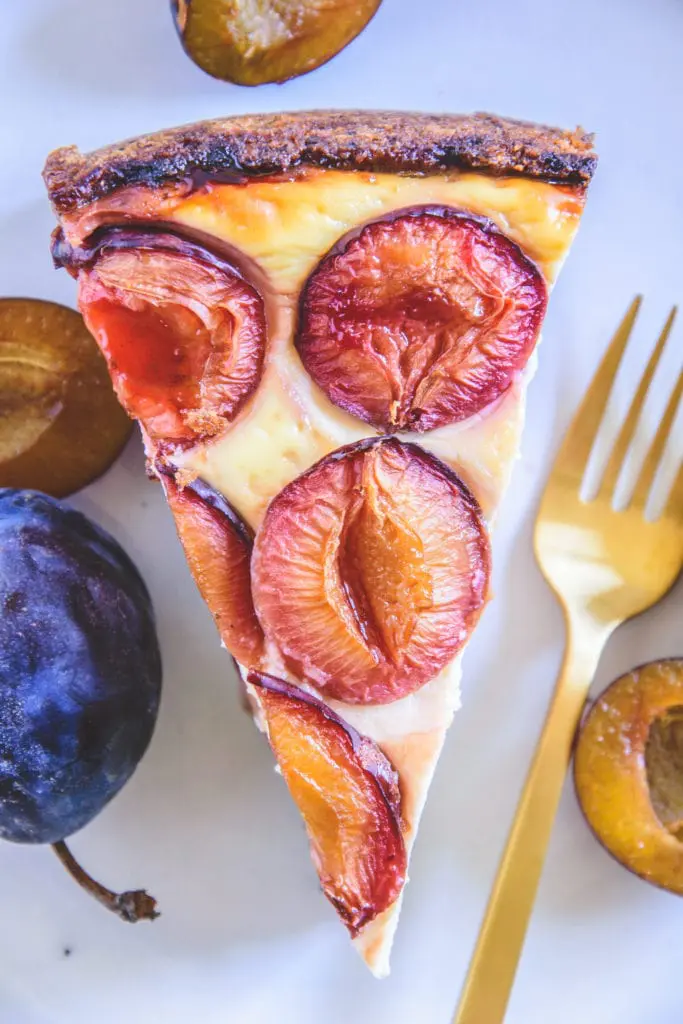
[1,1,683,1022]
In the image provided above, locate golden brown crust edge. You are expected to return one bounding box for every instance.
[44,110,597,214]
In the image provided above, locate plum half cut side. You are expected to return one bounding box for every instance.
[54,227,267,451]
[251,436,491,705]
[0,297,132,498]
[574,658,683,895]
[172,0,383,87]
[248,670,405,935]
[296,206,547,432]
[160,471,265,668]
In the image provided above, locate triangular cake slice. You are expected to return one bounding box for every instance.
[44,111,596,976]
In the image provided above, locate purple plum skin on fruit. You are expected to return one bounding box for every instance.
[0,489,162,845]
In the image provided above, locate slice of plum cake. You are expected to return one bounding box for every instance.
[45,110,596,975]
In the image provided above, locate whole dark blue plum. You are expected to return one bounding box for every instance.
[0,489,162,846]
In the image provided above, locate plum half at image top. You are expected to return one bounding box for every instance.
[172,0,383,85]
[0,489,162,922]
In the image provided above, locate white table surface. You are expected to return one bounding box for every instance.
[1,1,683,1021]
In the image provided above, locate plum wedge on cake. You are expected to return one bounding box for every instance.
[44,110,596,975]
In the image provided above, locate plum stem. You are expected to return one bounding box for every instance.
[51,841,160,923]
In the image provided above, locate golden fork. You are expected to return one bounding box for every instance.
[454,297,683,1024]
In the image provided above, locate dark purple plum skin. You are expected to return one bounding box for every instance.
[0,489,162,844]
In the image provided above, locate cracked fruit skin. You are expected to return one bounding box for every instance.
[70,229,266,451]
[574,659,683,894]
[0,489,162,845]
[249,671,405,934]
[297,207,547,431]
[251,437,491,705]
[162,473,265,668]
[0,298,132,498]
[172,0,382,86]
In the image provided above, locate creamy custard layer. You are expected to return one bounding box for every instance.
[171,170,582,291]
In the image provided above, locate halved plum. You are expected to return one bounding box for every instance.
[172,0,382,86]
[296,207,547,431]
[574,659,683,894]
[59,229,267,449]
[0,298,132,497]
[161,473,264,668]
[248,671,405,934]
[251,437,490,705]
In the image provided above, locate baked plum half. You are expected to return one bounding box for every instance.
[574,659,683,894]
[0,489,162,921]
[53,228,267,450]
[252,437,490,705]
[249,672,405,934]
[161,473,265,668]
[297,207,547,431]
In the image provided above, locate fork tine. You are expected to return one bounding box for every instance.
[598,307,676,500]
[631,361,683,511]
[553,296,641,485]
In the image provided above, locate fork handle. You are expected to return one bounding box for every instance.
[453,619,611,1024]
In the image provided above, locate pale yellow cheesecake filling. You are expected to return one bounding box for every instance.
[170,169,581,291]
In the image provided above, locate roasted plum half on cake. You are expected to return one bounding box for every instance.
[0,489,162,921]
[54,229,267,451]
[160,473,265,669]
[44,111,596,974]
[248,672,406,933]
[251,437,491,704]
[297,208,547,432]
